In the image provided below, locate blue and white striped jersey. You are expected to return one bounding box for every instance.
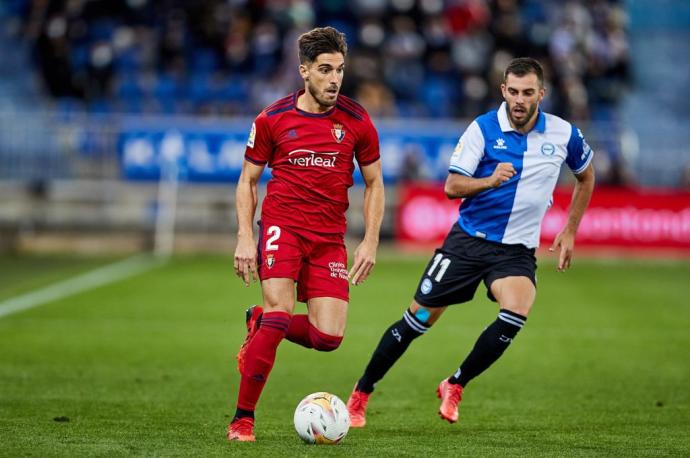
[448,102,593,248]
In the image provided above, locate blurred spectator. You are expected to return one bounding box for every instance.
[10,0,629,118]
[4,0,631,183]
[356,81,397,118]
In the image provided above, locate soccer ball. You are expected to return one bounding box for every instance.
[293,392,350,444]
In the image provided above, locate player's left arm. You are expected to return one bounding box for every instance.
[549,162,595,272]
[349,159,384,286]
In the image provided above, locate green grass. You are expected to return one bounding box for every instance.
[0,254,688,456]
[0,255,119,302]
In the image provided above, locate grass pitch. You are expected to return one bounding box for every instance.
[0,254,688,456]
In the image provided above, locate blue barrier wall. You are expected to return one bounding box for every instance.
[119,117,466,184]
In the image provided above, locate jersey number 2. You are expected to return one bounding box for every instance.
[427,253,451,282]
[265,226,280,251]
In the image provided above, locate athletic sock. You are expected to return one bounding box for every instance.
[356,308,430,393]
[285,314,343,351]
[308,324,342,351]
[232,407,254,422]
[449,309,526,387]
[236,311,290,412]
[285,314,311,347]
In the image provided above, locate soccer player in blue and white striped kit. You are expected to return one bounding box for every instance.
[347,57,596,426]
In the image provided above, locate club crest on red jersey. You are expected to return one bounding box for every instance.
[331,123,346,143]
[266,254,275,269]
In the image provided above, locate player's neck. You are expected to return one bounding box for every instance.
[297,90,333,114]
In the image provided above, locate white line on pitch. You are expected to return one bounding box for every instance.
[0,255,166,319]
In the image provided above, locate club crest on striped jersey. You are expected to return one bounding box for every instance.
[331,123,346,143]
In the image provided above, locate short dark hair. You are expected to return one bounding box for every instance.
[298,27,348,64]
[504,57,544,87]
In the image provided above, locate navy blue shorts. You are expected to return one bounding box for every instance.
[413,223,537,308]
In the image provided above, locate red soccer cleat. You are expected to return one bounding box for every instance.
[236,305,263,373]
[346,386,371,428]
[227,417,256,442]
[436,378,464,423]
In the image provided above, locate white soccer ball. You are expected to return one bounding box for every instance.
[293,392,350,444]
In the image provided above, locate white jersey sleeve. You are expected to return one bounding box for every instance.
[448,120,485,177]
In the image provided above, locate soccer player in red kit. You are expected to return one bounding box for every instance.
[227,27,384,442]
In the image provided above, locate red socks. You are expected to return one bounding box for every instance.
[236,311,290,411]
[309,324,343,351]
[236,312,344,413]
[286,314,343,352]
[285,314,311,347]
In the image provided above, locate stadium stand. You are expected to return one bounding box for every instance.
[0,0,688,253]
[3,1,630,123]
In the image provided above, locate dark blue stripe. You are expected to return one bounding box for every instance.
[262,322,289,332]
[338,96,366,115]
[265,96,293,111]
[261,321,290,327]
[339,94,364,106]
[265,101,292,114]
[261,316,291,324]
[267,105,294,117]
[262,316,291,324]
[262,316,291,322]
[266,98,292,111]
[244,155,266,165]
[336,104,363,120]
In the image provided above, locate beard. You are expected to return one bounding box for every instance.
[306,80,338,108]
[507,102,538,128]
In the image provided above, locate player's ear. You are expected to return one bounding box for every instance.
[299,64,309,81]
[500,83,507,98]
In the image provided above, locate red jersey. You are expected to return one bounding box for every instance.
[244,89,380,236]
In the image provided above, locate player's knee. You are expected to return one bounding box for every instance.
[501,302,532,317]
[261,297,294,314]
[409,301,444,326]
[309,325,343,352]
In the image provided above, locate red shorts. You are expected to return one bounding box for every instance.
[257,221,349,303]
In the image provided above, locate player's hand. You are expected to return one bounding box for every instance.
[549,229,576,272]
[234,235,258,286]
[487,162,516,188]
[349,239,378,286]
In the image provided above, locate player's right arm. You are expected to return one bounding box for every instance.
[549,125,596,272]
[235,114,273,286]
[234,160,265,286]
[444,163,515,199]
[443,120,515,199]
